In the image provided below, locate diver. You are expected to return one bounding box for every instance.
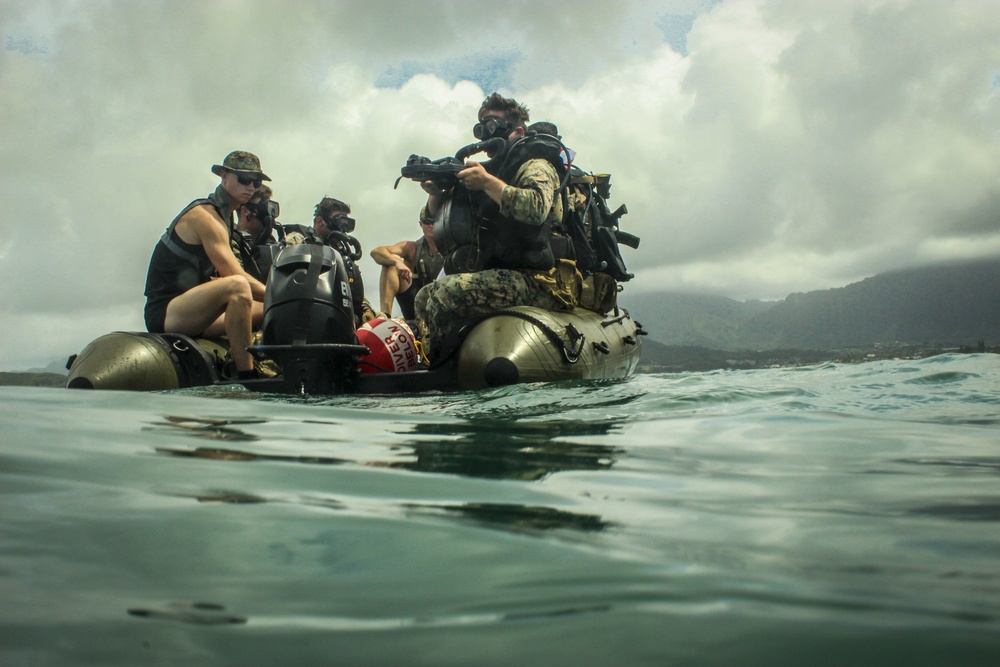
[280,196,376,325]
[369,214,444,321]
[143,150,269,379]
[235,184,280,283]
[412,93,581,360]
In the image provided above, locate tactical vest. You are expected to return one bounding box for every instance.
[143,187,240,331]
[412,236,444,285]
[434,134,567,275]
[163,188,233,276]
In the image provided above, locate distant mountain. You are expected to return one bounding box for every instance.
[0,372,66,388]
[27,360,70,376]
[623,258,1000,351]
[620,292,775,349]
[637,338,836,372]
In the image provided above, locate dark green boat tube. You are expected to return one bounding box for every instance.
[456,307,643,389]
[66,332,226,391]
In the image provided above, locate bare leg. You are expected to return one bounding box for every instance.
[164,276,258,372]
[378,264,412,315]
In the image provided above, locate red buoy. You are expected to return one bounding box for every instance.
[356,318,419,374]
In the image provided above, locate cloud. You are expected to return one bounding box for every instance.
[1,0,999,370]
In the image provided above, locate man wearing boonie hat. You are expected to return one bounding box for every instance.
[143,150,272,380]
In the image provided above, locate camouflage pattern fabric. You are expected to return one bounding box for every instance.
[211,151,270,180]
[420,159,563,226]
[499,158,563,226]
[415,158,573,359]
[414,268,563,359]
[283,230,310,246]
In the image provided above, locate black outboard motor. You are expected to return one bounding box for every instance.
[254,244,367,394]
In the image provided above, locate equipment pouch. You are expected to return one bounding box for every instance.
[533,258,582,310]
[579,272,618,314]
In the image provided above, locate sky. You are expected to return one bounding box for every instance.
[2,0,999,371]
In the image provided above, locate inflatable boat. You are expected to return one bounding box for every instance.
[66,245,643,395]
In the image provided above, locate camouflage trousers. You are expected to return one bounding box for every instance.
[414,269,562,359]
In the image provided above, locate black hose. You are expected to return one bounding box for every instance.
[455,137,506,162]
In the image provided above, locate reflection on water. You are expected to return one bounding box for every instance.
[148,412,620,536]
[906,501,1000,522]
[172,489,268,504]
[404,502,611,533]
[156,446,350,466]
[388,417,622,480]
[127,601,247,626]
[148,412,624,482]
[146,415,265,441]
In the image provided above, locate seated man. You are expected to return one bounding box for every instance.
[369,215,444,320]
[235,184,278,282]
[281,196,351,246]
[414,93,579,360]
[283,197,375,325]
[143,151,269,379]
[237,184,277,247]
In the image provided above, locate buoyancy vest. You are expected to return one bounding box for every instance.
[412,236,444,285]
[143,186,235,320]
[434,134,568,275]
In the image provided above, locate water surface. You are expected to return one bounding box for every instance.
[2,354,999,665]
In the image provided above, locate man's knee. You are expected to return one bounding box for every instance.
[218,275,253,304]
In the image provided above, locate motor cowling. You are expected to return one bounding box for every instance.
[258,244,362,393]
[262,244,356,347]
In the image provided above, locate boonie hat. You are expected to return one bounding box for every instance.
[211,150,271,181]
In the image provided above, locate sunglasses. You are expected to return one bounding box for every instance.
[234,173,263,188]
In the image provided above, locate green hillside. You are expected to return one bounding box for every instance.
[620,292,774,348]
[737,259,1000,349]
[624,258,1000,352]
[0,372,66,388]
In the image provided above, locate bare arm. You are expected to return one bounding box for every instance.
[371,240,416,282]
[421,180,446,217]
[179,205,267,301]
[457,161,505,205]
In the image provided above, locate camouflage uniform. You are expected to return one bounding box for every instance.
[498,158,563,226]
[416,158,575,359]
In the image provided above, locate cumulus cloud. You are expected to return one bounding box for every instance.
[1,0,998,369]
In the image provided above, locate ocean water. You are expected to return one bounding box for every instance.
[1,354,999,666]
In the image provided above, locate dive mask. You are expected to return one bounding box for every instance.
[473,116,513,141]
[246,199,280,227]
[324,213,356,233]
